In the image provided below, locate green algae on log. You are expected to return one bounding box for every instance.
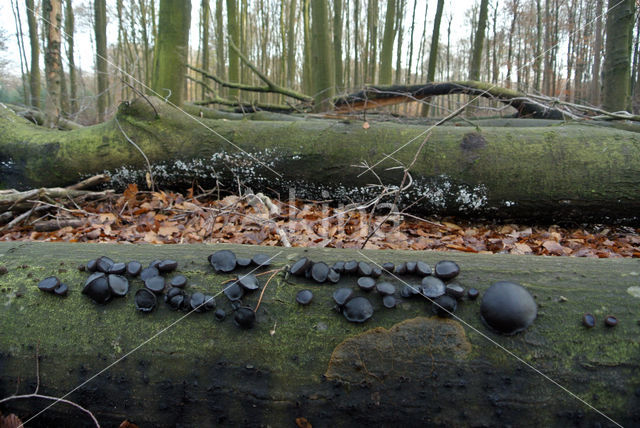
[2,98,640,223]
[1,242,640,426]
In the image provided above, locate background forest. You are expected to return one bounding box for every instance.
[0,0,637,126]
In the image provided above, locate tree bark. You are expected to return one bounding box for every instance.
[591,0,603,105]
[152,0,192,107]
[602,0,635,112]
[25,0,41,109]
[2,97,640,223]
[200,0,210,100]
[64,0,78,116]
[1,242,640,427]
[420,0,444,116]
[94,0,108,122]
[302,0,312,95]
[378,0,396,85]
[469,0,489,82]
[333,0,344,90]
[311,0,335,111]
[226,0,240,97]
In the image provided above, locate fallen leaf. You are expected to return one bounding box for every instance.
[362,121,370,129]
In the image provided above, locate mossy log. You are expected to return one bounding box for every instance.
[2,98,640,223]
[1,242,640,427]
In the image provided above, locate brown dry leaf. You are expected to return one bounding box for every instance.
[123,183,139,203]
[158,225,180,236]
[296,417,312,428]
[119,420,140,428]
[542,240,565,255]
[362,121,370,129]
[514,242,533,254]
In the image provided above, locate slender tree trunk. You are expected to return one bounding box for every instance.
[138,0,152,88]
[591,0,603,105]
[406,0,417,84]
[12,0,29,105]
[64,0,77,115]
[491,2,499,84]
[201,0,210,99]
[367,0,379,84]
[287,0,297,89]
[602,0,635,112]
[394,0,405,84]
[345,0,351,88]
[416,2,428,84]
[354,0,359,88]
[421,0,444,116]
[534,0,542,91]
[469,0,489,81]
[94,0,108,122]
[302,0,312,94]
[543,0,552,95]
[446,13,451,81]
[505,0,519,88]
[215,0,225,95]
[311,0,335,111]
[152,0,192,107]
[226,0,239,97]
[43,0,62,128]
[378,0,396,85]
[26,0,41,109]
[333,0,344,90]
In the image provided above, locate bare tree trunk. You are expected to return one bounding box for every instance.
[226,0,240,97]
[602,0,635,112]
[469,0,489,81]
[311,0,335,111]
[591,0,603,105]
[215,0,225,97]
[94,0,108,122]
[11,0,29,105]
[43,0,62,128]
[354,0,360,88]
[394,0,405,84]
[367,0,378,84]
[286,0,297,89]
[201,0,210,99]
[421,0,444,116]
[302,0,312,94]
[491,2,499,84]
[64,0,77,115]
[26,0,41,109]
[505,0,519,88]
[378,0,396,85]
[333,0,344,90]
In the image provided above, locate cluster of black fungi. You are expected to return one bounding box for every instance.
[36,250,546,334]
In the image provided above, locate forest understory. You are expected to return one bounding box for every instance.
[2,183,638,259]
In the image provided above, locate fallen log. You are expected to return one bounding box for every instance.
[0,242,639,427]
[2,97,640,223]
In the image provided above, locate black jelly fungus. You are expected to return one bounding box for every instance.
[158,259,178,273]
[252,253,271,267]
[604,315,618,327]
[357,262,372,277]
[224,282,244,301]
[480,281,537,335]
[96,256,115,273]
[382,295,396,309]
[148,259,162,268]
[144,276,165,294]
[140,267,159,281]
[38,276,60,292]
[332,261,345,274]
[108,262,126,275]
[415,261,431,276]
[405,261,417,274]
[433,295,457,318]
[376,281,396,296]
[582,313,596,328]
[445,283,465,300]
[290,258,311,276]
[236,257,252,267]
[420,276,446,298]
[311,262,330,283]
[434,260,460,280]
[135,289,157,312]
[296,289,314,305]
[190,292,206,312]
[344,260,358,274]
[204,295,216,310]
[371,266,382,278]
[170,275,187,288]
[83,274,111,304]
[343,297,374,323]
[209,250,237,273]
[107,274,129,296]
[126,261,142,276]
[327,268,341,283]
[357,276,376,292]
[86,259,98,272]
[382,262,395,273]
[215,308,226,320]
[237,274,260,291]
[467,287,479,300]
[234,306,256,328]
[54,283,68,296]
[394,262,407,275]
[333,288,354,306]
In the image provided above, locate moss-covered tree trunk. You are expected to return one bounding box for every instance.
[310,0,335,112]
[26,0,40,110]
[43,0,62,128]
[1,242,640,427]
[602,0,635,112]
[2,98,640,223]
[64,0,78,116]
[151,0,192,107]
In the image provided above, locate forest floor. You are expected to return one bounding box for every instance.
[1,184,639,258]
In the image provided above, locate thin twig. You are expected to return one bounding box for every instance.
[114,116,155,191]
[254,268,283,313]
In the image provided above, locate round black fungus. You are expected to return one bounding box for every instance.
[167,294,184,310]
[107,274,129,296]
[144,276,165,294]
[333,288,354,307]
[311,262,330,283]
[327,268,341,284]
[108,262,126,275]
[382,262,395,273]
[54,283,69,296]
[357,262,372,277]
[357,277,376,292]
[394,263,407,275]
[135,289,156,312]
[582,313,596,328]
[166,287,183,300]
[234,306,256,329]
[434,260,460,280]
[290,258,311,276]
[445,283,465,300]
[126,261,142,276]
[215,308,226,321]
[296,289,314,305]
[420,276,446,299]
[170,275,187,288]
[480,281,537,335]
[343,297,374,323]
[209,250,237,273]
[376,281,396,296]
[344,260,358,274]
[83,273,111,304]
[604,315,618,327]
[158,259,178,273]
[223,282,244,301]
[252,253,272,267]
[237,274,260,291]
[332,261,345,274]
[38,276,60,292]
[140,267,159,281]
[305,264,314,279]
[96,256,115,273]
[371,266,382,278]
[204,295,216,311]
[400,285,414,298]
[148,259,162,269]
[433,295,457,318]
[86,259,98,272]
[190,292,206,312]
[382,295,396,309]
[236,257,252,267]
[415,261,432,277]
[467,287,479,300]
[405,261,417,274]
